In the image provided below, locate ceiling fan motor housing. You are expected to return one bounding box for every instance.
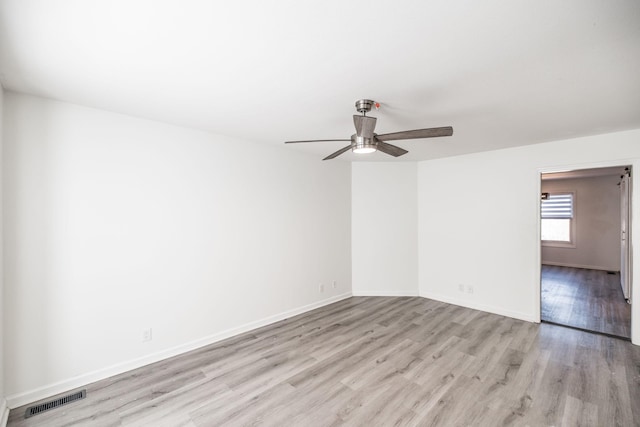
[352,102,378,153]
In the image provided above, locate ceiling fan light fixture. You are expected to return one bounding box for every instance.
[353,146,376,154]
[351,135,377,154]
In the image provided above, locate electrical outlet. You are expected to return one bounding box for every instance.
[142,328,152,342]
[466,285,474,294]
[332,280,337,289]
[319,283,325,293]
[458,284,465,292]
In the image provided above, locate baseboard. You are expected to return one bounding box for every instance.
[419,291,536,323]
[352,290,419,297]
[6,292,352,409]
[542,261,618,272]
[0,398,8,427]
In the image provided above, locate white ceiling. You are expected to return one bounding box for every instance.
[1,1,639,161]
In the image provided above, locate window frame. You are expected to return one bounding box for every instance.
[541,191,576,248]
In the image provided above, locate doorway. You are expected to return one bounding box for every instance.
[540,166,632,339]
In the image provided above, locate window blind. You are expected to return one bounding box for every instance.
[541,193,573,219]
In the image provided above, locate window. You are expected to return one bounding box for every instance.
[541,192,575,246]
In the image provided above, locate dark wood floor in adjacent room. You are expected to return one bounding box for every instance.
[8,296,640,426]
[541,265,631,339]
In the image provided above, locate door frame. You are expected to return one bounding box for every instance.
[535,159,639,345]
[621,170,631,301]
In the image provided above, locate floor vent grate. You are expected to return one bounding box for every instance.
[25,389,86,418]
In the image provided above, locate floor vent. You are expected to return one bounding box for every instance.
[25,389,86,418]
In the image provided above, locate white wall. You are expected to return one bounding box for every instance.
[418,129,640,345]
[352,163,418,296]
[2,92,352,406]
[542,175,621,271]
[0,86,7,426]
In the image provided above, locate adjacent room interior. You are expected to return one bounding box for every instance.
[540,166,632,339]
[0,1,639,426]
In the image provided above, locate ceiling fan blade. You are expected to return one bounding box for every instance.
[285,139,351,144]
[375,140,408,157]
[353,115,377,138]
[323,145,352,160]
[376,126,453,142]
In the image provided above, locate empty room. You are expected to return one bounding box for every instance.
[1,1,639,426]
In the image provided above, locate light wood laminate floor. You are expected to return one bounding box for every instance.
[8,296,640,426]
[541,265,631,338]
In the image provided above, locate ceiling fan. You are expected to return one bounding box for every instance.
[285,99,453,160]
